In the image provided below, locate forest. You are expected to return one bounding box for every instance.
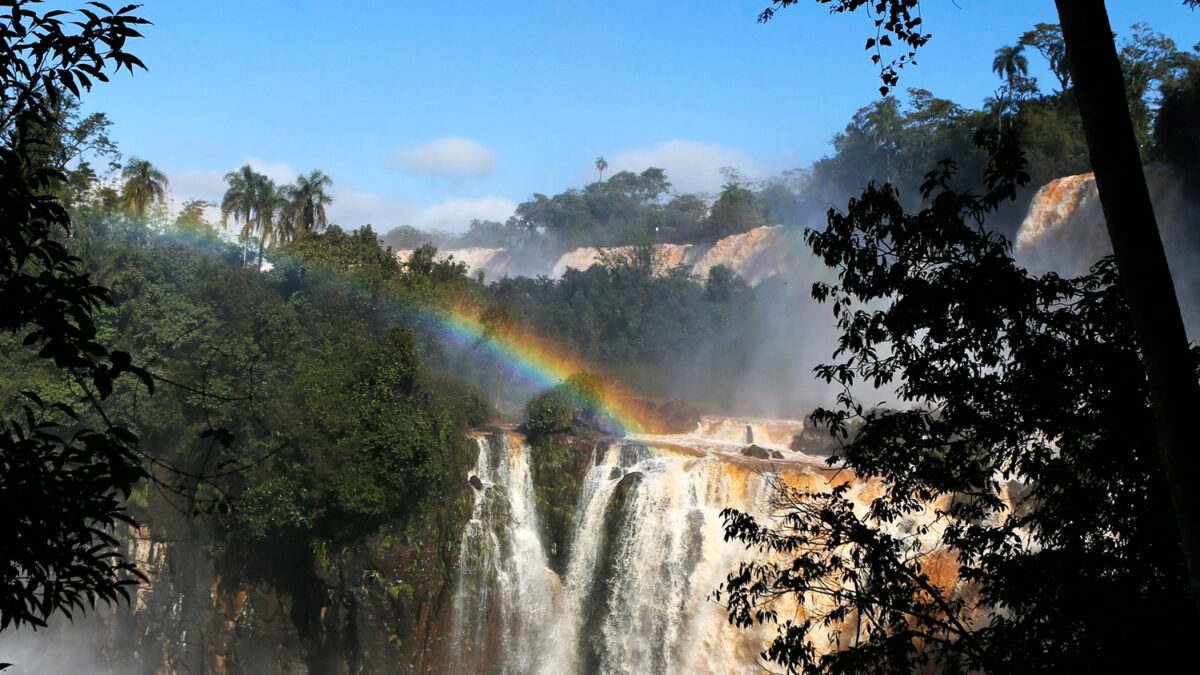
[2,0,1200,673]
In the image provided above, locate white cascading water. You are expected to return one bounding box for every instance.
[451,433,558,673]
[451,422,816,674]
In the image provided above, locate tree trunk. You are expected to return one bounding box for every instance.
[1055,0,1200,613]
[1006,81,1013,131]
[257,233,265,272]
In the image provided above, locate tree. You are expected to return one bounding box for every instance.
[720,137,1197,673]
[0,0,153,633]
[1020,23,1071,91]
[172,199,218,240]
[757,0,1200,621]
[22,96,120,207]
[119,156,167,219]
[1116,23,1195,147]
[281,169,333,238]
[252,179,285,271]
[220,165,261,265]
[595,156,608,182]
[220,164,279,269]
[1053,0,1200,613]
[1154,64,1200,184]
[706,167,764,239]
[991,45,1029,127]
[859,97,902,181]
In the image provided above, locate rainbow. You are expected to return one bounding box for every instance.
[144,229,661,434]
[420,299,659,434]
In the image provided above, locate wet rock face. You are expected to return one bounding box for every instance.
[618,443,651,468]
[528,433,599,574]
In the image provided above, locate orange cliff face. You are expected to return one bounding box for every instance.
[396,225,821,286]
[1015,171,1107,277]
[1014,164,1200,336]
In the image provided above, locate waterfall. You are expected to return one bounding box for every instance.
[451,429,788,673]
[1014,164,1200,336]
[451,433,559,673]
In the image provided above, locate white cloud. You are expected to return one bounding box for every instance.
[328,188,515,234]
[410,196,516,231]
[386,137,498,178]
[168,168,226,202]
[244,157,299,184]
[163,157,300,227]
[163,168,225,224]
[604,140,765,195]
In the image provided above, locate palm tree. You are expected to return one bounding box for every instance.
[221,165,279,268]
[221,165,263,266]
[992,44,1029,128]
[249,178,285,271]
[119,157,168,219]
[595,156,608,182]
[282,169,333,237]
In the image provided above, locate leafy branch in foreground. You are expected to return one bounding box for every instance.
[718,132,1198,673]
[0,0,151,631]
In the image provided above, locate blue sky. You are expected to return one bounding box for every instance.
[79,1,1198,234]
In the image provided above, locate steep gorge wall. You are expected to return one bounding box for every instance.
[1,473,477,674]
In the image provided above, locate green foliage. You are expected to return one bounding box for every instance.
[1019,23,1070,91]
[170,199,220,240]
[281,169,333,237]
[50,217,492,551]
[527,433,591,571]
[381,224,440,250]
[0,0,151,632]
[718,137,1198,672]
[524,373,612,438]
[510,167,680,248]
[1154,60,1200,185]
[485,249,757,413]
[525,389,573,438]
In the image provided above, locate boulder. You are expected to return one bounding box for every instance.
[740,444,772,459]
[468,475,484,491]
